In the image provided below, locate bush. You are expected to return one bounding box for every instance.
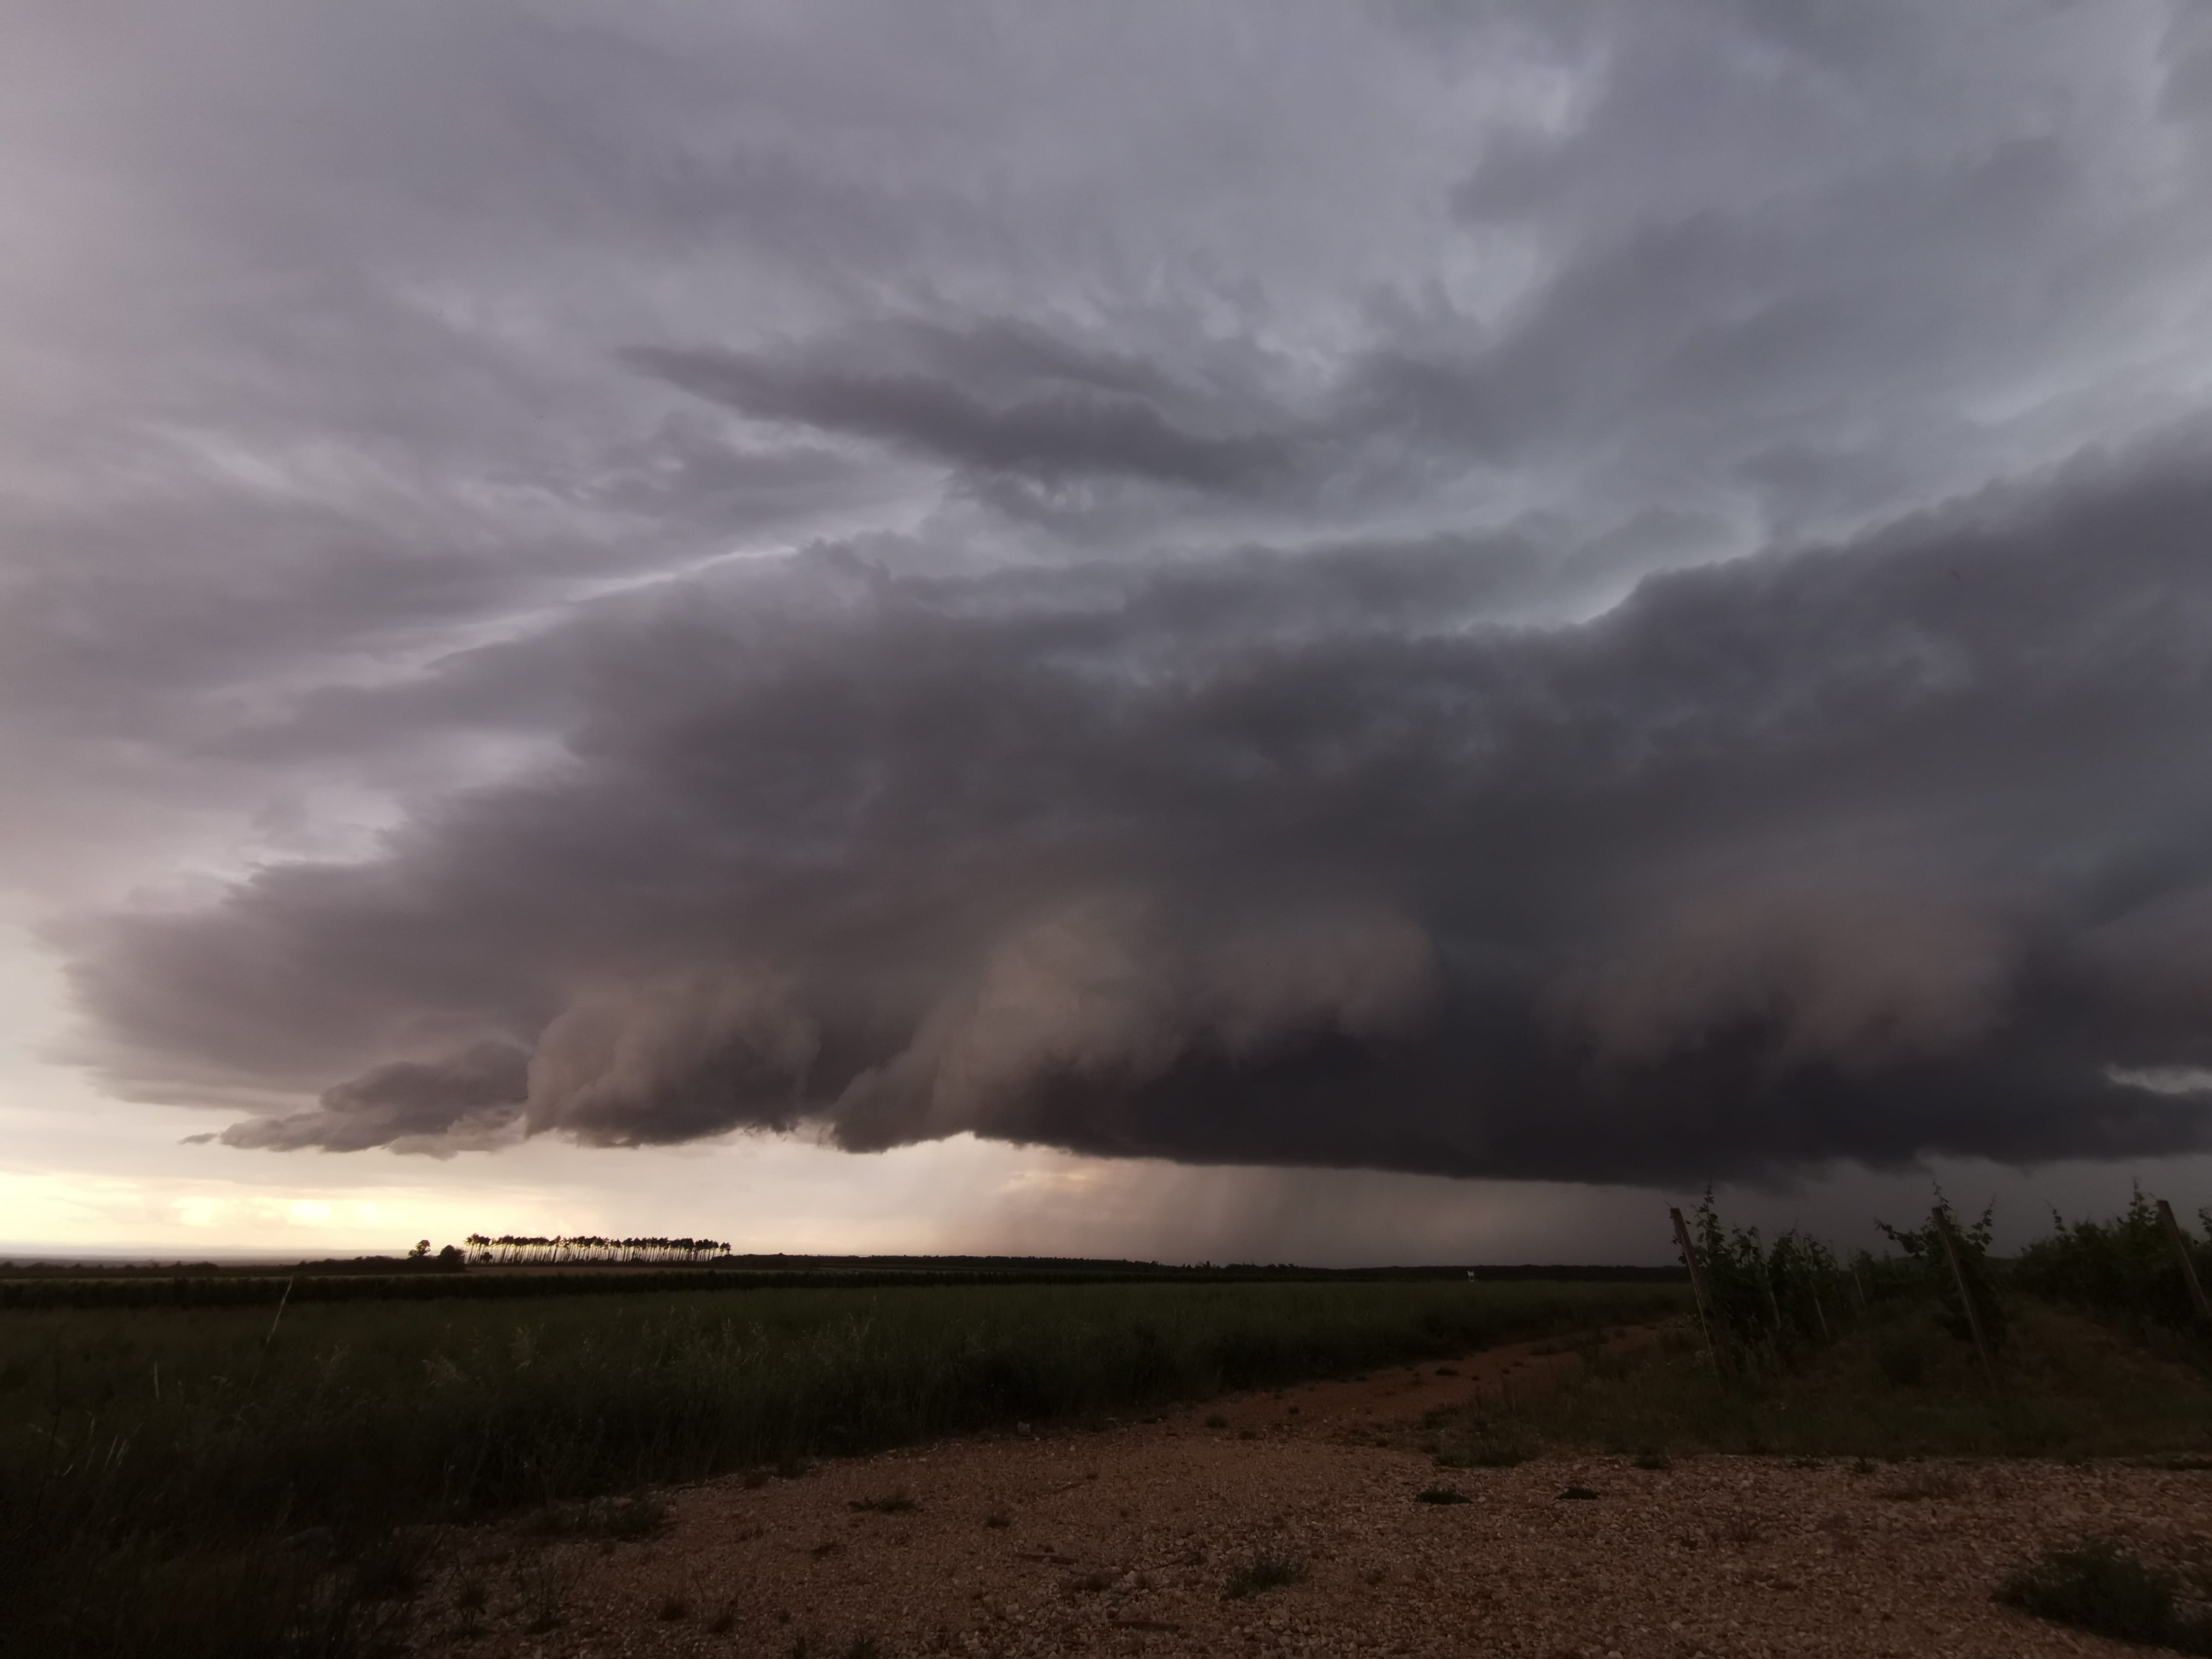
[1684,1194,1851,1372]
[2014,1187,2212,1345]
[1223,1555,1306,1599]
[1877,1193,2008,1355]
[1996,1536,2212,1652]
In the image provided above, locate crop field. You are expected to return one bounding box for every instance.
[10,1196,2212,1659]
[0,1274,1681,1658]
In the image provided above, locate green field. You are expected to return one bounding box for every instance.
[16,1201,2212,1659]
[0,1274,1682,1659]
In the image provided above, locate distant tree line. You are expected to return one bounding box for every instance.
[462,1233,731,1265]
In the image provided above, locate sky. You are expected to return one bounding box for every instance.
[9,0,2212,1264]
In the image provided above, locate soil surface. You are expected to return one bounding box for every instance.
[411,1333,2211,1658]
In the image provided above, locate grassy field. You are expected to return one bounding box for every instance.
[0,1275,1682,1659]
[17,1220,2212,1659]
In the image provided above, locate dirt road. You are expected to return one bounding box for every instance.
[410,1335,2204,1657]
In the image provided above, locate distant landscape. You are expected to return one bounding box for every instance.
[7,1192,2212,1656]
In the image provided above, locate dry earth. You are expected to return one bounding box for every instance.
[409,1335,2212,1659]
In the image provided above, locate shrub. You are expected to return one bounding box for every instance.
[1877,1194,2007,1354]
[1223,1555,1306,1599]
[2014,1187,2212,1345]
[848,1492,916,1514]
[1996,1536,2212,1653]
[1685,1194,1851,1371]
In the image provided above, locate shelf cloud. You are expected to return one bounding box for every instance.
[69,439,2212,1179]
[12,1,2212,1194]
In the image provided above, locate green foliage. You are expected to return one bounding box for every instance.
[2013,1185,2212,1346]
[1996,1536,2212,1653]
[1686,1192,1852,1371]
[1877,1192,2008,1354]
[0,1277,1676,1658]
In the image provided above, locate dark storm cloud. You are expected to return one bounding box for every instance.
[69,436,2212,1179]
[210,1042,531,1154]
[13,0,2212,1194]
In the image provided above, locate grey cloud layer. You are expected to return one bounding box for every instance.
[68,439,2212,1177]
[11,2,2212,1185]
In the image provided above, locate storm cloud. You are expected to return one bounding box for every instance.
[12,2,2212,1193]
[65,436,2212,1178]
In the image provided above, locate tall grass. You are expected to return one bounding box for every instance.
[0,1276,1680,1658]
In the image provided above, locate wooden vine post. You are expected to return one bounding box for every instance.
[1929,1205,1996,1386]
[2156,1198,2212,1326]
[1670,1206,1723,1372]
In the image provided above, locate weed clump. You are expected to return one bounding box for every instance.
[517,1552,566,1634]
[1415,1486,1470,1504]
[848,1491,917,1514]
[1996,1536,2212,1652]
[1223,1555,1307,1599]
[530,1493,670,1541]
[1434,1421,1534,1468]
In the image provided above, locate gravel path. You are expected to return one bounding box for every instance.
[411,1339,2210,1658]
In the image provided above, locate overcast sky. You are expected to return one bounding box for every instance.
[10,0,2212,1263]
